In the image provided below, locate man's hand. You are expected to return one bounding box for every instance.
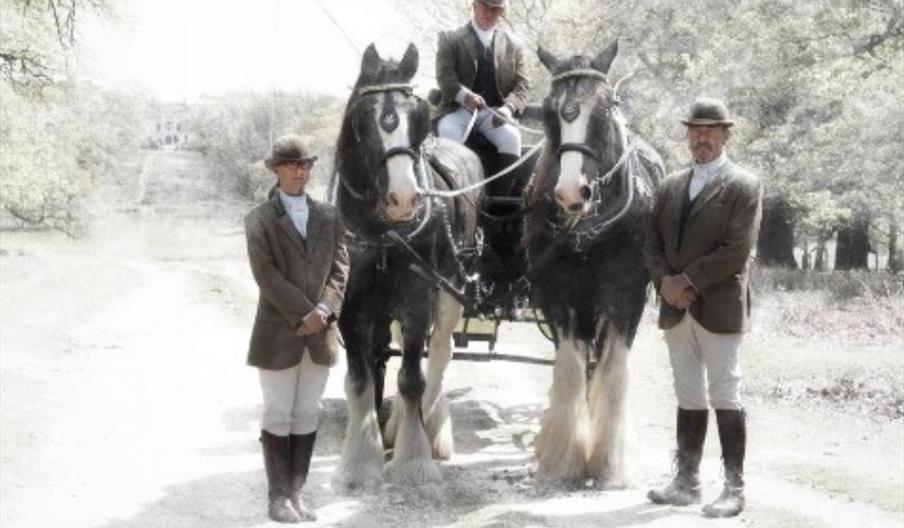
[296,309,329,336]
[492,104,512,128]
[661,274,696,308]
[464,93,485,112]
[671,287,698,310]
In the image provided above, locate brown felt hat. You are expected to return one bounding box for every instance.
[265,135,318,170]
[681,97,735,127]
[475,0,508,8]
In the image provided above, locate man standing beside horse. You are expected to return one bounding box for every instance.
[244,135,349,523]
[434,0,530,176]
[644,98,763,518]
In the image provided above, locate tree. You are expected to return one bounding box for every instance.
[758,194,798,268]
[1,0,140,234]
[534,0,903,270]
[187,91,345,200]
[0,0,113,96]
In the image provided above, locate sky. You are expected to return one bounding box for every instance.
[81,0,443,102]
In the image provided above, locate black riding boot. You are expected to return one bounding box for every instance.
[289,432,318,522]
[703,409,746,518]
[261,431,301,523]
[486,153,523,197]
[648,408,708,506]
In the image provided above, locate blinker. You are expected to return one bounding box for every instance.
[561,101,580,123]
[380,110,399,132]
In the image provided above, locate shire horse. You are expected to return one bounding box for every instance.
[331,43,483,488]
[524,40,664,486]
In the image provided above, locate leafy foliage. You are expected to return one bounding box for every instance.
[1,82,146,234]
[186,91,344,200]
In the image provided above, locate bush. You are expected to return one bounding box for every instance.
[0,82,146,234]
[752,266,904,301]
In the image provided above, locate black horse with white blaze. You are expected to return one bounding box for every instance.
[524,40,664,486]
[331,43,483,488]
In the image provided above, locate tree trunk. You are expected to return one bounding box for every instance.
[756,194,798,268]
[835,211,871,271]
[815,235,828,272]
[888,216,902,273]
[801,240,810,270]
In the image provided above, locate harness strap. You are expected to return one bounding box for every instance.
[356,83,414,96]
[557,142,599,161]
[422,139,545,198]
[551,69,608,83]
[383,146,418,164]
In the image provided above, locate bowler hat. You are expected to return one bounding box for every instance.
[681,97,735,127]
[475,0,508,8]
[265,135,318,170]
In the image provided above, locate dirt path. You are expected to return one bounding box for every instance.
[1,151,901,527]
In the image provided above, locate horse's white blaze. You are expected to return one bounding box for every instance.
[555,95,593,213]
[331,374,384,491]
[423,291,461,459]
[535,335,590,484]
[378,93,419,222]
[587,332,632,487]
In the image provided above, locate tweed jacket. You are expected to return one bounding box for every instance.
[644,160,763,334]
[435,23,530,119]
[244,192,349,369]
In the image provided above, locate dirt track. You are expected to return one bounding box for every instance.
[1,151,902,528]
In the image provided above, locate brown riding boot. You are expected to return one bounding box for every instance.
[261,431,302,523]
[703,409,746,518]
[289,432,318,522]
[648,408,708,506]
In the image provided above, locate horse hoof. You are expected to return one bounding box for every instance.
[331,464,384,493]
[385,458,442,485]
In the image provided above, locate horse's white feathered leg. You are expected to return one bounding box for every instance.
[586,333,631,488]
[422,291,460,460]
[332,374,384,492]
[385,386,442,484]
[382,321,402,449]
[535,335,589,485]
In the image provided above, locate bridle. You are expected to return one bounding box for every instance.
[548,68,641,250]
[338,81,436,244]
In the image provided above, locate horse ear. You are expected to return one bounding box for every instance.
[537,45,559,73]
[591,38,619,74]
[398,43,419,82]
[361,43,382,77]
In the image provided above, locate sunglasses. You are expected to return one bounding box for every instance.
[281,159,315,169]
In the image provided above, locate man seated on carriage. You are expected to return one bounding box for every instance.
[434,0,530,183]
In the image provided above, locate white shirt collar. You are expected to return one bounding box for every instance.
[689,153,728,200]
[692,152,728,179]
[470,19,496,49]
[278,189,308,212]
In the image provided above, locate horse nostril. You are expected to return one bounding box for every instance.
[568,202,584,213]
[580,185,592,201]
[555,190,565,203]
[388,192,400,207]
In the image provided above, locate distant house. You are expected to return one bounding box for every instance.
[146,102,190,150]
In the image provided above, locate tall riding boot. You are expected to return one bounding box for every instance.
[648,408,708,506]
[289,432,318,522]
[261,430,301,523]
[703,409,747,518]
[487,153,523,197]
